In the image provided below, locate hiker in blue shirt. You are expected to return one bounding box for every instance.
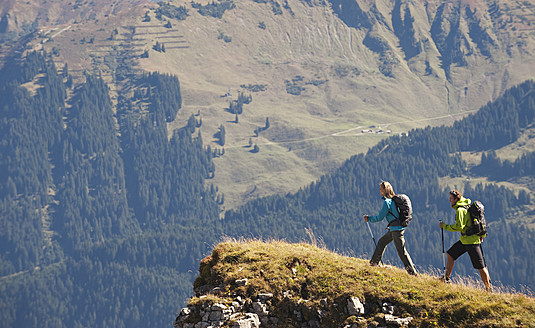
[363,181,417,275]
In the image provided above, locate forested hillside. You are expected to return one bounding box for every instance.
[224,80,535,290]
[0,51,222,327]
[1,50,534,327]
[4,0,535,212]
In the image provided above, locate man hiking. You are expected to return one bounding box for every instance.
[363,181,417,276]
[439,190,492,291]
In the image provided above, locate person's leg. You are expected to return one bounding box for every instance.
[370,231,393,265]
[444,240,465,281]
[445,253,455,280]
[467,244,492,291]
[392,230,417,275]
[478,267,492,291]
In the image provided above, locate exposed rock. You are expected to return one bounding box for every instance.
[381,302,395,315]
[385,314,413,326]
[347,297,365,315]
[257,292,273,301]
[230,313,260,328]
[236,278,248,286]
[176,289,419,328]
[176,260,422,328]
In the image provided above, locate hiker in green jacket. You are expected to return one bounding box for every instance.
[439,190,492,291]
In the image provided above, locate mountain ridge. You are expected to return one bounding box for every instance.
[2,0,535,209]
[175,239,535,328]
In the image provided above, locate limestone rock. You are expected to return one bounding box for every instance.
[347,297,365,315]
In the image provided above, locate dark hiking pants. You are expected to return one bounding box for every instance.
[370,229,417,275]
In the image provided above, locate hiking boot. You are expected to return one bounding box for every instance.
[485,285,493,293]
[406,268,418,276]
[439,275,451,283]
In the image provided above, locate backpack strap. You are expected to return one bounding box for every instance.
[387,198,400,227]
[460,204,472,236]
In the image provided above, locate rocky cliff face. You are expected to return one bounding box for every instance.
[175,279,415,328]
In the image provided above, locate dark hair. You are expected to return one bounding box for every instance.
[449,189,462,200]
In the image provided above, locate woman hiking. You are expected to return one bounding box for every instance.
[439,190,492,291]
[363,181,417,276]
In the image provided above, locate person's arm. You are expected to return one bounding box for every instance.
[368,200,391,223]
[442,208,467,232]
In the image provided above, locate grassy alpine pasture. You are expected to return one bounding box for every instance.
[190,239,535,328]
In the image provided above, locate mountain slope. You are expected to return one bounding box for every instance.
[223,79,535,290]
[2,0,535,208]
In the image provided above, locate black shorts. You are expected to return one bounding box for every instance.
[447,240,486,269]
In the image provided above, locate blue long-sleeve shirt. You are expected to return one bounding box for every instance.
[368,197,404,231]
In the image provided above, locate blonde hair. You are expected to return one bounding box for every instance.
[381,181,395,198]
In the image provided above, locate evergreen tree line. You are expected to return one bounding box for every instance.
[55,74,137,252]
[191,0,236,19]
[0,223,217,328]
[223,80,535,289]
[144,72,182,122]
[0,51,221,327]
[120,114,219,229]
[476,150,535,181]
[0,52,66,275]
[155,2,189,21]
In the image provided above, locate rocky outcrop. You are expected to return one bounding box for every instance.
[174,279,413,328]
[174,240,535,327]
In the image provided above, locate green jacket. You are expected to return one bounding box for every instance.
[442,197,483,245]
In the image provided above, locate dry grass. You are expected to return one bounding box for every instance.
[190,238,535,327]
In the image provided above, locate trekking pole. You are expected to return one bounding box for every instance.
[440,220,446,279]
[480,241,487,268]
[366,220,377,247]
[365,220,383,266]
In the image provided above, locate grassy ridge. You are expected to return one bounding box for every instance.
[189,239,535,327]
